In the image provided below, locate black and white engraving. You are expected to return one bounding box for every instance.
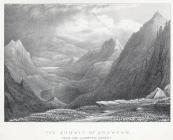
[4,4,170,122]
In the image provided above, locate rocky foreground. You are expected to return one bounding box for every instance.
[11,97,170,122]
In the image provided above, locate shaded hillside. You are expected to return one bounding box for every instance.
[141,22,170,95]
[69,12,170,108]
[4,66,59,121]
[61,38,117,80]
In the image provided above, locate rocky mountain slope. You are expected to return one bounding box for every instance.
[4,40,55,95]
[69,12,170,108]
[4,66,62,121]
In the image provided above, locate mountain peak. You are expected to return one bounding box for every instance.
[152,11,165,20]
[16,40,23,46]
[6,40,24,49]
[140,11,167,34]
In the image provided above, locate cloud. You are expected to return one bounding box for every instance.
[89,4,140,14]
[56,14,114,43]
[55,13,141,48]
[5,4,142,53]
[5,4,82,25]
[115,19,141,32]
[97,15,115,29]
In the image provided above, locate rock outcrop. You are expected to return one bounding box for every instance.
[146,87,167,99]
[164,84,170,97]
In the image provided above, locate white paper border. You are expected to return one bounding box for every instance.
[0,0,173,140]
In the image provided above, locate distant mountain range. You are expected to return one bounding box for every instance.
[4,30,123,117]
[61,38,122,80]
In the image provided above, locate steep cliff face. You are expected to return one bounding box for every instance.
[141,22,170,95]
[4,66,58,121]
[94,13,169,101]
[69,12,170,108]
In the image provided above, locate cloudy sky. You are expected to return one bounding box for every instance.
[5,3,170,56]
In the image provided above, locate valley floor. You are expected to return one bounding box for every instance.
[11,98,170,122]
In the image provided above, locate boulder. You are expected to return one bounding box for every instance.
[146,87,167,99]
